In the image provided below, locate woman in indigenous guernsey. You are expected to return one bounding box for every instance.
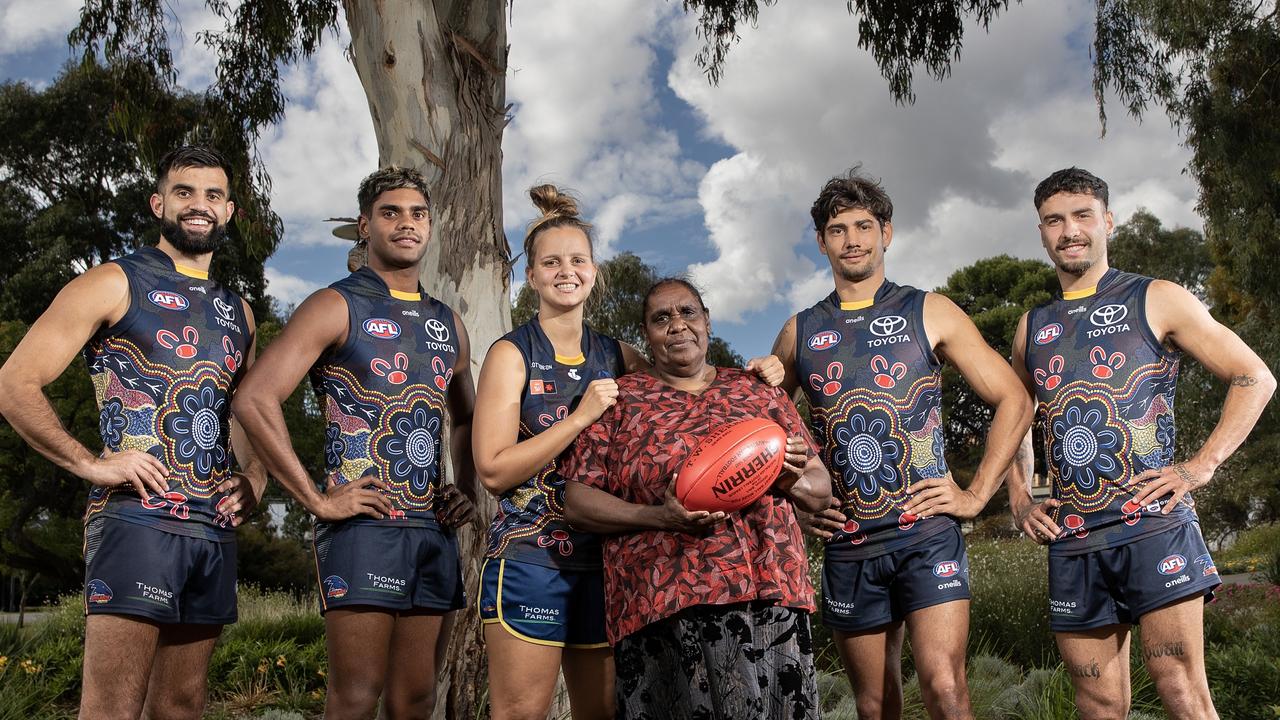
[560,278,831,720]
[471,185,643,719]
[475,186,785,718]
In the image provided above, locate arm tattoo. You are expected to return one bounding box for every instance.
[1173,464,1195,485]
[1068,660,1101,679]
[1142,641,1185,661]
[1231,374,1258,387]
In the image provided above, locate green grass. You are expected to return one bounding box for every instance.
[2,544,1279,718]
[1216,522,1280,574]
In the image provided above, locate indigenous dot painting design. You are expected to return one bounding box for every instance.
[1037,357,1180,533]
[316,364,447,516]
[87,341,235,515]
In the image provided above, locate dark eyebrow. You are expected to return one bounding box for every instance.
[826,222,848,232]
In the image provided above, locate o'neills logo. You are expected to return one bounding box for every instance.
[711,445,779,498]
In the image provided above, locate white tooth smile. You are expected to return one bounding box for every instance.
[555,283,578,291]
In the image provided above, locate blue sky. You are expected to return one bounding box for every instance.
[0,0,1198,359]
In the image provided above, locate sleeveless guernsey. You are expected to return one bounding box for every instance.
[310,267,459,528]
[796,282,953,560]
[84,246,251,542]
[484,318,624,571]
[1025,268,1193,556]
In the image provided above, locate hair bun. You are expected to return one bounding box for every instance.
[529,184,580,219]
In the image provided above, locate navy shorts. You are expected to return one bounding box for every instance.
[1049,521,1220,632]
[822,525,970,632]
[479,557,608,648]
[83,516,237,625]
[313,522,465,613]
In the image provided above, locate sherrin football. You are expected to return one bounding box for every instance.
[676,417,788,512]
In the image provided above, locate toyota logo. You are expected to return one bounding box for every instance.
[214,296,236,321]
[1090,304,1128,327]
[869,315,907,337]
[424,319,450,342]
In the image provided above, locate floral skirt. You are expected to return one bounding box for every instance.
[614,601,817,720]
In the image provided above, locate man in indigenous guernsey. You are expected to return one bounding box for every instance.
[0,146,266,719]
[771,167,1033,720]
[1007,168,1274,720]
[232,166,477,720]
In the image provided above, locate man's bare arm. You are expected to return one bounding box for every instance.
[1003,312,1061,542]
[0,263,168,497]
[437,310,478,528]
[905,293,1034,519]
[231,289,391,521]
[769,315,801,397]
[1130,280,1277,511]
[220,301,268,525]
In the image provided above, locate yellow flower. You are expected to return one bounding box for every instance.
[276,654,287,668]
[256,658,270,675]
[19,659,41,675]
[0,656,8,671]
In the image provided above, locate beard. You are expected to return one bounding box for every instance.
[837,259,879,283]
[1055,256,1095,276]
[158,213,229,254]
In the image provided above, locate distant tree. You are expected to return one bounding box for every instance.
[512,251,744,368]
[933,254,1056,486]
[0,59,277,320]
[1108,209,1212,298]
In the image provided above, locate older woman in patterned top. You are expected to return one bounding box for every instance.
[561,278,832,720]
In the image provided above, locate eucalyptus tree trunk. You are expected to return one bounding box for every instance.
[343,2,510,717]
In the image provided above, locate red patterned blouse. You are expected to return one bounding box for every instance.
[560,367,818,645]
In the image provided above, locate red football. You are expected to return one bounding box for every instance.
[676,418,788,512]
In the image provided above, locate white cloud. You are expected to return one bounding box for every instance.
[0,0,80,56]
[257,36,378,248]
[265,266,321,308]
[503,1,703,254]
[686,154,819,322]
[667,0,1197,313]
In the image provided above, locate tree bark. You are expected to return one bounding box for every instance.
[343,2,510,717]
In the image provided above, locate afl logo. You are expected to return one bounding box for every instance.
[933,561,960,578]
[807,330,841,351]
[1158,554,1186,575]
[363,318,401,339]
[870,315,907,337]
[1090,304,1129,327]
[424,318,450,342]
[148,290,189,311]
[1034,323,1063,345]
